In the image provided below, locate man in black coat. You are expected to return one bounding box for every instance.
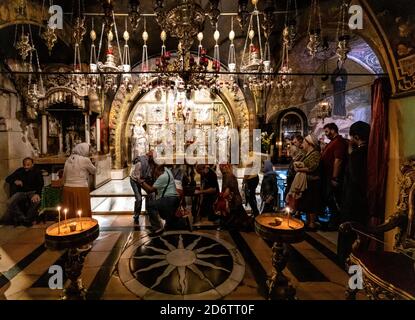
[5,157,44,226]
[337,121,370,266]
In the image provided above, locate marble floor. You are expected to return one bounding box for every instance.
[0,214,366,300]
[91,177,265,214]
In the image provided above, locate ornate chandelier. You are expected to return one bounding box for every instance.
[88,20,100,93]
[226,17,238,92]
[27,47,46,109]
[97,29,123,92]
[276,27,293,92]
[155,0,206,52]
[24,25,45,110]
[71,16,88,95]
[76,0,282,95]
[307,0,323,57]
[240,0,275,92]
[315,85,332,121]
[336,0,351,66]
[150,0,222,92]
[93,1,132,93]
[284,0,298,50]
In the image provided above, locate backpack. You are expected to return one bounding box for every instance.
[131,156,153,183]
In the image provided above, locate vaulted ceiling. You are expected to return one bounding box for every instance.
[1,0,415,95]
[0,0,348,68]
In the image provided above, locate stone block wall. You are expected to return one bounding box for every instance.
[0,75,37,220]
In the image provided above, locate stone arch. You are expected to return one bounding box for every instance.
[0,1,72,46]
[109,59,251,169]
[266,30,389,122]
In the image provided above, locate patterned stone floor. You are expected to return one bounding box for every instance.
[0,214,367,300]
[91,177,264,213]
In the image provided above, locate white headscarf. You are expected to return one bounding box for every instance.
[67,143,90,167]
[304,134,319,148]
[72,143,90,157]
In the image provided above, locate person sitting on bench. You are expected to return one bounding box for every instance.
[5,157,44,227]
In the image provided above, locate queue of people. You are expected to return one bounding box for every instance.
[285,121,370,236]
[3,120,370,252]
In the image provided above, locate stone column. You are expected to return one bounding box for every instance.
[96,117,101,153]
[58,127,64,156]
[41,113,48,155]
[84,113,90,145]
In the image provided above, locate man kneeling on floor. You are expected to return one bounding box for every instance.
[5,157,44,227]
[138,164,181,234]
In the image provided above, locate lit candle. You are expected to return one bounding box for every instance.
[63,208,68,231]
[57,206,61,235]
[77,210,82,230]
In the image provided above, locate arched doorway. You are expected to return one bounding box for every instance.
[125,88,236,165]
[269,108,308,163]
[108,60,251,170]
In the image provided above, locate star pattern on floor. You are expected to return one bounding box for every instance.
[118,231,245,299]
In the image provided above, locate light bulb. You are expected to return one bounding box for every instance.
[229,30,235,41]
[123,30,129,41]
[142,31,148,42]
[249,29,255,40]
[160,30,167,42]
[90,30,96,41]
[108,30,113,42]
[214,30,220,42]
[197,32,204,42]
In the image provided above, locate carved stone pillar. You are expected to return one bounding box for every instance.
[41,113,48,155]
[84,113,90,145]
[96,117,101,153]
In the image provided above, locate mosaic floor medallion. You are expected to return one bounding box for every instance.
[118,231,245,299]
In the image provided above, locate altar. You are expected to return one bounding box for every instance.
[34,154,111,189]
[126,87,235,165]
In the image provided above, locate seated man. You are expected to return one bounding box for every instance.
[5,157,44,227]
[138,164,181,234]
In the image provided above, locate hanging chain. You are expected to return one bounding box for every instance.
[97,22,105,62]
[112,11,124,65]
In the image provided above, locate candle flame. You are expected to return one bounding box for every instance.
[57,206,61,211]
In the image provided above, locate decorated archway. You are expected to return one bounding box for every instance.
[109,64,251,169]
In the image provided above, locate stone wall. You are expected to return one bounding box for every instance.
[0,75,38,220]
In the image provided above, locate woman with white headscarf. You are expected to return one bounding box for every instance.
[62,143,96,219]
[294,134,323,231]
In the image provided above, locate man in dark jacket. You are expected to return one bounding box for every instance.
[5,157,44,226]
[130,151,155,224]
[321,123,348,229]
[337,121,370,266]
[195,165,219,222]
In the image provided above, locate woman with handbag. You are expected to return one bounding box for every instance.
[138,165,181,234]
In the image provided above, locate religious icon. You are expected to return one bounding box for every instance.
[132,114,148,158]
[216,114,230,164]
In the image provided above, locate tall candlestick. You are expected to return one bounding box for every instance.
[63,208,68,231]
[57,206,61,235]
[77,210,82,230]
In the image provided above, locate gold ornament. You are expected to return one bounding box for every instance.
[15,33,32,61]
[42,26,57,55]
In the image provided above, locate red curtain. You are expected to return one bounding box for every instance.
[367,78,391,224]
